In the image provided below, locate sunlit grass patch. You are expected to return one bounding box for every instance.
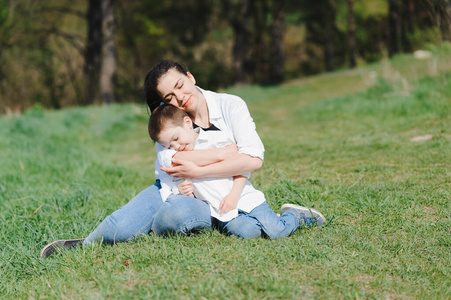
[0,55,450,298]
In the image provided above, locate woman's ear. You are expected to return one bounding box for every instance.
[183,116,193,128]
[187,72,196,85]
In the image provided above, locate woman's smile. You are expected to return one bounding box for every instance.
[183,96,191,108]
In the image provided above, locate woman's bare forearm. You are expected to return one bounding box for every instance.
[161,152,261,179]
[172,144,237,167]
[196,154,262,178]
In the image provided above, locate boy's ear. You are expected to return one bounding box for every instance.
[183,116,193,128]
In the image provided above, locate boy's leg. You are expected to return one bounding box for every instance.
[84,183,164,244]
[152,195,212,235]
[217,213,262,239]
[280,204,327,227]
[246,202,299,238]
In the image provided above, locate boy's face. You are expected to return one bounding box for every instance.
[158,116,198,151]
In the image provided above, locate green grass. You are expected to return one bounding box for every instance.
[1,51,450,299]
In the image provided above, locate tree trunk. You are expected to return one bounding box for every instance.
[406,0,414,34]
[252,0,267,82]
[444,0,451,41]
[100,0,116,104]
[424,0,451,42]
[325,0,336,71]
[84,0,102,105]
[347,0,356,68]
[401,0,414,52]
[388,0,399,57]
[231,0,252,85]
[269,0,285,84]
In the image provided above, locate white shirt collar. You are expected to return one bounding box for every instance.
[194,127,209,145]
[197,86,222,120]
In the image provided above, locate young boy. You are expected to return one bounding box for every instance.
[148,104,326,238]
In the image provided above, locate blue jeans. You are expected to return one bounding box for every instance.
[217,202,300,239]
[84,182,212,244]
[84,182,298,244]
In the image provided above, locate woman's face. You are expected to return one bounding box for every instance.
[156,68,199,114]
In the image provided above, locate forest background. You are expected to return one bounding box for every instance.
[0,0,450,114]
[1,1,450,298]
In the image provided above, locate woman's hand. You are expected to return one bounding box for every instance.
[219,193,239,215]
[221,144,239,160]
[178,180,194,197]
[161,158,202,179]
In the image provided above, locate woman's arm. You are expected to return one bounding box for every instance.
[159,93,264,179]
[161,95,264,178]
[172,144,238,167]
[156,140,237,169]
[161,153,262,179]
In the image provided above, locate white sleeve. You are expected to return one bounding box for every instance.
[226,96,265,160]
[156,143,177,167]
[155,143,179,201]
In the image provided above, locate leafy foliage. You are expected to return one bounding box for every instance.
[0,0,450,114]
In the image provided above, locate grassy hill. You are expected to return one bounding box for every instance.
[0,50,450,298]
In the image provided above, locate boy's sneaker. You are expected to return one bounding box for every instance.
[281,204,326,227]
[40,239,84,258]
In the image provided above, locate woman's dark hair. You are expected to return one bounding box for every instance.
[144,61,188,113]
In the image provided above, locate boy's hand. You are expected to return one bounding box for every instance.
[219,193,239,215]
[178,180,194,197]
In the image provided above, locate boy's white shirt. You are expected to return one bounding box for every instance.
[153,87,266,222]
[158,128,265,222]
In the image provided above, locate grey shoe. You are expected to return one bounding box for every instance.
[281,204,326,227]
[40,239,85,258]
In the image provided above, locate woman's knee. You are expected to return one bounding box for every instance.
[152,196,212,235]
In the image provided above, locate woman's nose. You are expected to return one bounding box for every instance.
[174,90,184,102]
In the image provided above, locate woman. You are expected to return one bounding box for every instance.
[40,61,324,258]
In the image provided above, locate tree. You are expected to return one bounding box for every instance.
[404,0,414,34]
[424,0,451,42]
[347,0,356,68]
[298,0,340,74]
[325,0,336,71]
[252,0,271,83]
[100,0,116,104]
[84,0,102,105]
[269,0,285,84]
[388,0,399,57]
[401,0,414,52]
[223,0,254,84]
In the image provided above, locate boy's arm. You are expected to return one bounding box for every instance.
[159,171,180,201]
[219,175,247,214]
[156,144,185,200]
[178,180,194,197]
